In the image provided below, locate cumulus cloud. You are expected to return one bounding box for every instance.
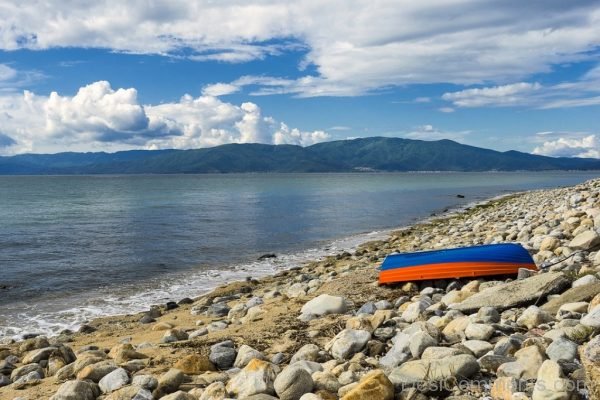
[0,81,330,154]
[442,82,542,107]
[532,133,600,158]
[1,1,599,96]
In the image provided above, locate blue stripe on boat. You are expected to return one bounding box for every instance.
[380,243,534,271]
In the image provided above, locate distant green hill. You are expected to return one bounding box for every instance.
[1,137,599,174]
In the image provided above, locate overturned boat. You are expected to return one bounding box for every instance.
[378,243,537,284]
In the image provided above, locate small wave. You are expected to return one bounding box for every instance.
[0,229,390,340]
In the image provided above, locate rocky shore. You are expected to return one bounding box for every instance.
[3,178,600,400]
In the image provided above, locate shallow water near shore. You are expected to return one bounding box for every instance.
[0,171,598,338]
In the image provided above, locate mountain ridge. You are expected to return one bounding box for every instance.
[1,137,599,174]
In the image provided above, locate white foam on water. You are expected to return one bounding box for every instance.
[0,228,391,340]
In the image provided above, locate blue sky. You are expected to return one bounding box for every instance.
[0,1,599,157]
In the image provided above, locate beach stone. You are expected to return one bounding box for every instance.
[497,345,546,380]
[450,272,569,313]
[540,236,560,251]
[188,328,208,339]
[174,354,216,374]
[517,306,554,329]
[325,329,371,360]
[379,333,411,369]
[76,360,118,382]
[132,374,158,391]
[476,306,500,323]
[287,283,308,298]
[226,359,277,398]
[312,371,340,392]
[340,370,394,400]
[581,306,600,328]
[12,370,42,389]
[490,376,520,400]
[582,334,600,399]
[357,302,377,315]
[152,322,174,331]
[569,230,600,250]
[234,344,265,368]
[421,346,463,360]
[50,379,100,400]
[290,360,323,375]
[108,343,148,364]
[573,274,599,287]
[462,340,494,358]
[532,360,573,400]
[162,328,189,343]
[291,344,321,364]
[105,386,153,400]
[11,363,44,380]
[441,290,474,306]
[401,299,431,322]
[210,341,237,369]
[301,294,348,318]
[206,303,230,317]
[274,366,314,400]
[153,368,184,397]
[465,323,495,341]
[0,375,10,387]
[160,391,196,400]
[388,354,479,387]
[442,316,470,343]
[99,368,129,393]
[199,381,227,400]
[478,354,516,373]
[546,337,578,362]
[22,346,56,364]
[409,331,437,358]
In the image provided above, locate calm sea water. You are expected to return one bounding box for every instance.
[0,172,598,337]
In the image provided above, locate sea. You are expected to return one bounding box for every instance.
[0,171,598,338]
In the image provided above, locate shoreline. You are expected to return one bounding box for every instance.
[1,186,526,340]
[3,179,600,399]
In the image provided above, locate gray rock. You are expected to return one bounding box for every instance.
[22,346,57,364]
[274,366,314,400]
[210,341,237,369]
[12,370,42,389]
[300,294,348,318]
[160,391,196,400]
[541,282,600,314]
[291,344,320,364]
[569,230,600,250]
[50,380,100,400]
[374,300,392,310]
[11,363,44,381]
[99,368,129,393]
[161,329,189,343]
[389,354,480,387]
[0,374,10,387]
[401,299,432,322]
[478,354,516,373]
[154,368,184,397]
[226,359,277,398]
[379,332,411,369]
[325,329,371,360]
[450,272,569,313]
[573,274,600,287]
[234,344,265,368]
[465,323,495,341]
[409,331,437,358]
[546,337,578,362]
[289,360,323,375]
[581,306,600,328]
[476,307,500,323]
[206,303,231,317]
[462,340,494,357]
[357,302,377,315]
[271,352,286,365]
[132,374,158,391]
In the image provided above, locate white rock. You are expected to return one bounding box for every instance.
[573,274,600,287]
[300,294,348,318]
[532,360,573,400]
[465,323,495,341]
[99,368,129,393]
[325,329,371,360]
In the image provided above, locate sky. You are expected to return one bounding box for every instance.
[0,1,599,157]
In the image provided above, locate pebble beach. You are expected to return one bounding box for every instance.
[3,178,600,400]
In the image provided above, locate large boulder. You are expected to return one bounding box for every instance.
[226,359,277,398]
[450,272,569,313]
[569,230,600,250]
[388,354,479,388]
[300,294,348,318]
[274,365,314,400]
[325,329,371,360]
[340,370,394,400]
[541,283,600,314]
[50,380,100,400]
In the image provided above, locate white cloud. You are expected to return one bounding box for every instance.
[1,1,599,96]
[442,82,542,107]
[201,83,240,97]
[438,107,455,113]
[0,81,330,154]
[0,64,17,81]
[532,133,600,158]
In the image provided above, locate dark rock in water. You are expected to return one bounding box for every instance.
[457,194,465,198]
[79,324,97,334]
[21,333,43,340]
[258,253,277,260]
[177,298,194,305]
[165,301,179,310]
[139,314,155,324]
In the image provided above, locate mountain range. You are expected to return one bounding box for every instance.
[1,137,599,174]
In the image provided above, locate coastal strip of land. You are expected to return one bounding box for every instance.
[3,179,600,399]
